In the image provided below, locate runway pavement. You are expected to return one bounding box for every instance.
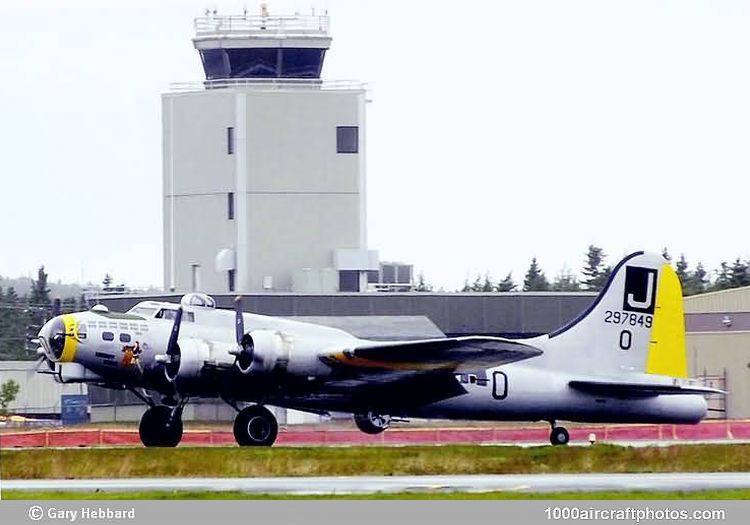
[4,472,750,495]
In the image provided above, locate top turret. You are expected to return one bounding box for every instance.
[193,7,331,80]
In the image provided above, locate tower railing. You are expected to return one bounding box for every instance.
[194,14,330,37]
[169,78,365,92]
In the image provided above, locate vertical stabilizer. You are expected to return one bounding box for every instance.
[538,252,687,379]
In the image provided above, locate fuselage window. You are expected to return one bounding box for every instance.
[102,332,115,342]
[492,371,508,400]
[77,323,87,340]
[120,333,131,343]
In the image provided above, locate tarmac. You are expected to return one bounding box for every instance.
[4,472,750,495]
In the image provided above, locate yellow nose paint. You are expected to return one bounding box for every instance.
[59,314,79,363]
[646,264,687,378]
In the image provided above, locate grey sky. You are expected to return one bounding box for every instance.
[2,0,749,290]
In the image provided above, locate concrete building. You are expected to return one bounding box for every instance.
[163,12,376,295]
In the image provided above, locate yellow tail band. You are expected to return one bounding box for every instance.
[646,263,687,378]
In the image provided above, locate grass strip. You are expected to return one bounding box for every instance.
[2,443,750,479]
[3,489,750,500]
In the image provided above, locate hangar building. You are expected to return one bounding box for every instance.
[684,287,750,419]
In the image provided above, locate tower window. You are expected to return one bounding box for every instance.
[227,127,235,155]
[227,192,235,220]
[336,126,359,154]
[228,269,236,292]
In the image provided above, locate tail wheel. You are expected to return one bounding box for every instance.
[139,405,183,447]
[353,412,391,435]
[233,405,278,446]
[550,426,570,446]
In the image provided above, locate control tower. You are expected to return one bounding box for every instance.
[163,10,378,294]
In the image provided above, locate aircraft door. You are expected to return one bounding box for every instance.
[492,371,508,400]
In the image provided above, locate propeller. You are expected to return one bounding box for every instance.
[167,307,184,356]
[155,307,184,382]
[234,295,244,348]
[51,297,61,318]
[27,348,55,379]
[230,296,254,373]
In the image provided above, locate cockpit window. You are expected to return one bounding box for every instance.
[130,307,157,317]
[155,309,195,322]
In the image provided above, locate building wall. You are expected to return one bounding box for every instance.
[687,332,750,418]
[684,286,750,313]
[0,361,87,415]
[163,87,366,294]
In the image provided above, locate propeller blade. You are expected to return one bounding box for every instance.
[27,355,46,379]
[234,296,245,347]
[52,298,61,317]
[166,307,183,355]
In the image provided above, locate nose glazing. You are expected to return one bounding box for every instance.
[39,316,66,361]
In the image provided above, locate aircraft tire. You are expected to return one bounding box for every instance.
[549,426,570,446]
[139,406,183,447]
[233,405,278,446]
[353,412,391,435]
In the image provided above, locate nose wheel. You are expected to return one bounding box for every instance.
[549,422,570,446]
[233,405,278,446]
[139,405,183,447]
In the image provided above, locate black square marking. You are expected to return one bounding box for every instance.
[622,266,658,314]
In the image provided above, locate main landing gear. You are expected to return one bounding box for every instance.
[139,405,183,447]
[549,421,570,446]
[233,405,278,446]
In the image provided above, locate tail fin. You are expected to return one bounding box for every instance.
[542,251,687,379]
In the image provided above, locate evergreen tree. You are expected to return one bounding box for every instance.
[552,268,581,291]
[29,266,50,307]
[5,287,18,303]
[523,257,549,291]
[102,274,114,289]
[414,273,433,292]
[481,274,494,292]
[685,262,708,296]
[713,262,731,291]
[581,245,609,291]
[661,247,672,262]
[675,254,689,286]
[495,272,516,292]
[470,274,483,292]
[729,258,750,288]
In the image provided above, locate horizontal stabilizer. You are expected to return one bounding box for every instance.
[569,380,726,397]
[321,336,542,373]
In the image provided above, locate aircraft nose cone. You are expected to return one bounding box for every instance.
[39,316,66,361]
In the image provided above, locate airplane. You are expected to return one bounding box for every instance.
[33,251,721,447]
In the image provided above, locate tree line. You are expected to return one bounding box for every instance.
[416,245,750,295]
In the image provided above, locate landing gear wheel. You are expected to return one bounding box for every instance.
[550,426,570,446]
[353,412,391,435]
[139,405,183,447]
[233,405,278,446]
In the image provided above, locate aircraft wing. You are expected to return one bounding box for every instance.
[569,380,726,397]
[320,336,542,374]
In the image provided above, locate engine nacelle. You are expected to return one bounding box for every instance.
[235,330,287,374]
[163,338,235,382]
